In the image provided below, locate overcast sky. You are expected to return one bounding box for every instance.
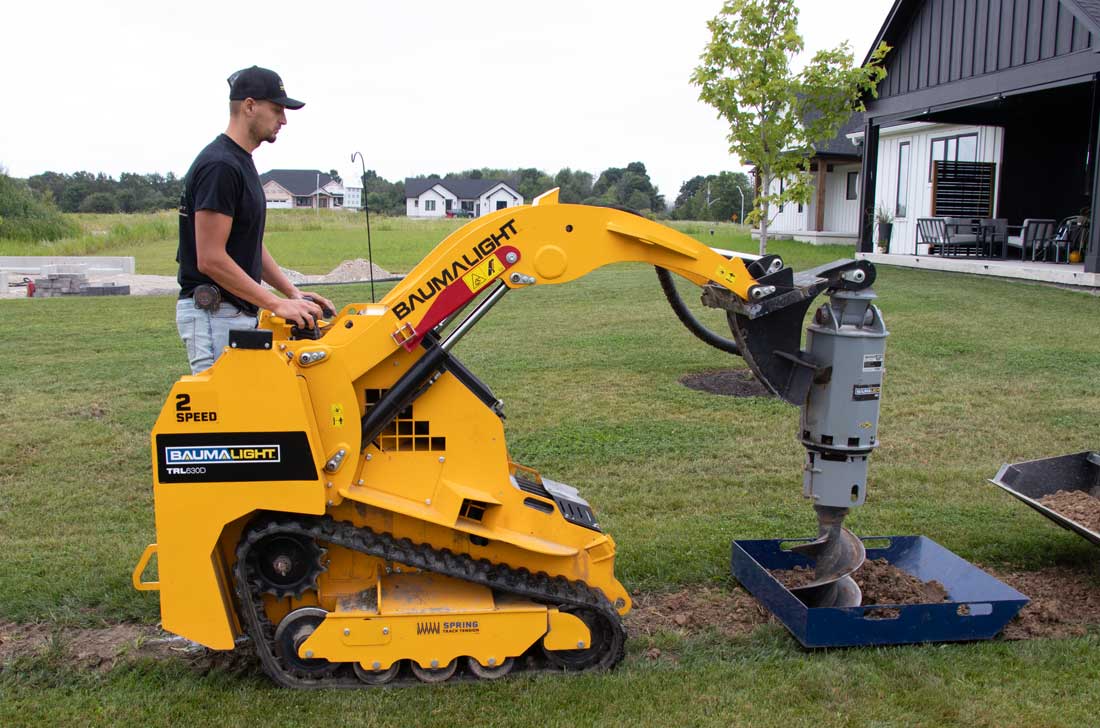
[1,0,894,200]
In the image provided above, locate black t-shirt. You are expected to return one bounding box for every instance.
[177,134,266,313]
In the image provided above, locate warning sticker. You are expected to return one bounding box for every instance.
[862,353,884,372]
[331,403,345,427]
[463,255,503,294]
[715,265,738,286]
[852,384,881,401]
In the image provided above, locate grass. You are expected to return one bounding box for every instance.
[2,214,1100,725]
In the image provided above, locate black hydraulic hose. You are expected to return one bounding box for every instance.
[655,266,741,355]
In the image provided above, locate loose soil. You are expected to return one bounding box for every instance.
[771,559,950,618]
[680,369,774,398]
[3,564,1098,673]
[1036,489,1100,533]
[0,621,253,674]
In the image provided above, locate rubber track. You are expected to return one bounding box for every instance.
[234,515,627,688]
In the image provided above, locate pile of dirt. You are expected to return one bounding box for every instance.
[986,565,1100,640]
[679,369,774,398]
[771,559,949,607]
[1036,490,1100,533]
[0,621,254,674]
[319,259,394,283]
[625,586,770,642]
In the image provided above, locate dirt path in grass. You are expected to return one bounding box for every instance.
[2,565,1097,674]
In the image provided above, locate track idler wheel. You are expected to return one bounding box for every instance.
[542,607,618,670]
[353,661,401,685]
[410,658,458,683]
[250,530,326,599]
[273,607,340,678]
[466,656,515,680]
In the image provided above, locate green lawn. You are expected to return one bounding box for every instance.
[1,214,1099,726]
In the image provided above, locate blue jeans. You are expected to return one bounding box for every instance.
[176,298,258,374]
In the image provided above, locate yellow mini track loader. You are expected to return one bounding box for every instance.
[133,190,886,687]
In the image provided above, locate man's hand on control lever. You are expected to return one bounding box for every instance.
[298,291,336,317]
[272,297,324,329]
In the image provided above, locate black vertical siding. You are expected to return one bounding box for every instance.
[878,0,1096,99]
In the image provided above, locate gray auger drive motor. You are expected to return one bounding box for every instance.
[700,256,888,608]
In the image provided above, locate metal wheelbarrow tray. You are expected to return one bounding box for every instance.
[990,451,1100,547]
[732,535,1028,648]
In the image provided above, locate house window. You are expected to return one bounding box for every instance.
[797,202,803,213]
[295,196,312,207]
[496,200,507,210]
[896,141,911,219]
[778,178,784,213]
[334,196,343,207]
[461,200,474,212]
[445,199,453,211]
[425,199,436,211]
[414,199,418,208]
[930,133,978,180]
[846,171,858,200]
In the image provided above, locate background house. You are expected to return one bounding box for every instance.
[757,115,867,245]
[405,178,523,218]
[260,170,350,210]
[855,0,1100,277]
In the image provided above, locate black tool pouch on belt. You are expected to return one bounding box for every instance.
[193,284,223,311]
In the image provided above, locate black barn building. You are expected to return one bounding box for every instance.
[858,0,1100,273]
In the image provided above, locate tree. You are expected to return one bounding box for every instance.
[691,0,888,254]
[328,169,342,184]
[78,192,119,213]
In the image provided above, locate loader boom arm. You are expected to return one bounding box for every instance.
[373,189,763,355]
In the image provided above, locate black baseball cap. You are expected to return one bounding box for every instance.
[227,66,305,109]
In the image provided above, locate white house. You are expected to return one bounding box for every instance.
[260,170,350,210]
[852,122,1003,255]
[405,178,523,218]
[343,184,362,210]
[755,115,866,245]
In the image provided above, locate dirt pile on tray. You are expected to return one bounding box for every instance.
[1036,490,1100,533]
[858,558,949,605]
[771,559,949,608]
[680,369,774,398]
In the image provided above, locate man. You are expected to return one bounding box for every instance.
[176,65,335,374]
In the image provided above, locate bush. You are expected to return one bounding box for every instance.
[78,192,119,214]
[0,173,79,241]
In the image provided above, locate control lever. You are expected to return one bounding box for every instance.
[290,294,336,340]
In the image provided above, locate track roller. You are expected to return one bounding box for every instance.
[466,656,515,680]
[410,658,458,683]
[353,661,401,685]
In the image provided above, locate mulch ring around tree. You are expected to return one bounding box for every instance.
[679,369,774,398]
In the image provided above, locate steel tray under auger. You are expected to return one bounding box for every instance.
[732,535,1028,648]
[990,451,1100,547]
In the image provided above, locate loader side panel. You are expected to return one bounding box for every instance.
[151,347,326,648]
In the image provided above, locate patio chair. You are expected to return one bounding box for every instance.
[943,217,981,256]
[980,218,1008,258]
[916,218,950,255]
[1050,216,1087,263]
[1006,219,1057,261]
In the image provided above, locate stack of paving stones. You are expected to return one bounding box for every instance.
[33,268,130,298]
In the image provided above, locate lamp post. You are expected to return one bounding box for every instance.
[350,151,376,302]
[735,185,745,225]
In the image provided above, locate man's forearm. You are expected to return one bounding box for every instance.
[199,252,282,310]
